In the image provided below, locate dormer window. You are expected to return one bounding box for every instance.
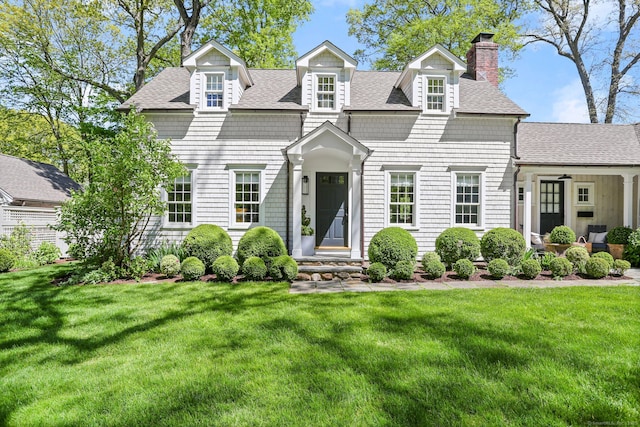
[204,73,224,108]
[426,77,445,112]
[316,75,336,110]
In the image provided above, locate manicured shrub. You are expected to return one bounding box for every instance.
[613,259,631,276]
[391,260,414,280]
[422,252,445,279]
[480,228,526,266]
[487,258,510,279]
[181,256,205,281]
[367,227,417,270]
[242,256,268,281]
[0,248,16,273]
[269,255,298,282]
[212,255,239,282]
[453,259,475,280]
[237,226,286,267]
[367,262,387,282]
[624,228,640,266]
[549,257,573,278]
[520,259,542,280]
[182,224,233,271]
[146,242,185,273]
[592,251,614,269]
[607,226,632,244]
[35,242,61,265]
[565,246,590,273]
[540,252,556,270]
[160,254,181,278]
[435,227,480,267]
[549,225,576,244]
[585,257,610,279]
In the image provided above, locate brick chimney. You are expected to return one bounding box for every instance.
[466,33,498,87]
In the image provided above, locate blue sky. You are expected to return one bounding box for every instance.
[293,0,595,123]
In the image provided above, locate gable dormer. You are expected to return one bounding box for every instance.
[183,40,253,112]
[296,41,357,113]
[394,45,466,114]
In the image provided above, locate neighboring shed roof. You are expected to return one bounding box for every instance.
[120,67,526,115]
[0,154,81,204]
[516,122,640,166]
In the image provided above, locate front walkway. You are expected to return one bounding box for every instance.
[290,269,640,294]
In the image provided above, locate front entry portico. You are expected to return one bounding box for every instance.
[284,121,371,259]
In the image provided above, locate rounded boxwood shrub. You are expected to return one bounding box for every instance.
[565,246,590,273]
[422,252,445,279]
[521,258,542,280]
[592,251,614,269]
[160,254,181,278]
[367,227,417,270]
[0,248,16,273]
[182,224,232,271]
[585,257,610,279]
[391,260,415,280]
[237,226,286,267]
[480,228,526,266]
[367,262,387,282]
[269,255,298,281]
[549,257,573,278]
[435,227,480,268]
[453,259,475,280]
[487,258,510,279]
[212,255,239,282]
[181,256,205,281]
[613,259,631,276]
[549,225,576,244]
[242,256,267,281]
[607,226,632,245]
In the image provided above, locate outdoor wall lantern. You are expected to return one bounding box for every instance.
[302,175,309,195]
[557,174,573,180]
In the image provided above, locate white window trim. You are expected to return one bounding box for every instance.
[423,74,448,114]
[163,167,197,229]
[574,182,595,206]
[313,73,338,112]
[202,72,225,110]
[384,168,421,229]
[228,166,265,230]
[450,170,485,230]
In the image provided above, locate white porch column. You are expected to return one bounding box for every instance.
[523,173,533,249]
[623,173,635,228]
[350,160,363,259]
[291,159,304,258]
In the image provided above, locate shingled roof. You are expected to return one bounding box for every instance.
[0,154,81,204]
[516,122,640,166]
[120,67,527,115]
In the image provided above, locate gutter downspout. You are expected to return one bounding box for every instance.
[513,117,522,230]
[286,160,291,253]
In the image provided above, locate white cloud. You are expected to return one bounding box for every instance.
[551,79,590,123]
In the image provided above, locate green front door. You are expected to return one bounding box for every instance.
[316,173,348,247]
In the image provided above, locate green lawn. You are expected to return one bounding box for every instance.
[1,264,639,426]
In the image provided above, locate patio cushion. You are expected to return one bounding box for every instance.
[589,232,607,244]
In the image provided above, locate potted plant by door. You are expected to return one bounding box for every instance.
[301,205,315,256]
[546,225,576,255]
[607,226,632,260]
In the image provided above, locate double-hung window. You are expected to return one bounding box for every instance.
[425,77,445,112]
[453,172,482,227]
[204,73,224,108]
[316,75,335,110]
[385,166,420,228]
[231,169,262,227]
[166,171,194,226]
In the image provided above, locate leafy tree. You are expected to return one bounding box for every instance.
[524,0,640,123]
[198,0,313,68]
[346,0,525,70]
[55,111,185,268]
